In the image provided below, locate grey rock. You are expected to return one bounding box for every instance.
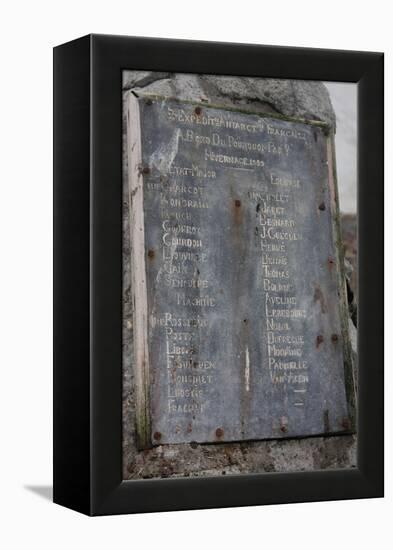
[122,71,171,90]
[124,71,336,128]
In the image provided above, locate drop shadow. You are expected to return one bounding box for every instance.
[24,485,53,501]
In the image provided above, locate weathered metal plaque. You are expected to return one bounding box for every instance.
[127,94,355,448]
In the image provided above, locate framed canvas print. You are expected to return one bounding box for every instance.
[53,34,383,515]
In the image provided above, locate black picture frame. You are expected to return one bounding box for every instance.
[53,34,384,516]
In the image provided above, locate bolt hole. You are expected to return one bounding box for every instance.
[215,427,224,438]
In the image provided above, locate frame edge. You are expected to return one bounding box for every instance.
[53,34,92,516]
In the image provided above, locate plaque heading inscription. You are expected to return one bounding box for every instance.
[126,94,355,448]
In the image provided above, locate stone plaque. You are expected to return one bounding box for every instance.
[126,93,355,448]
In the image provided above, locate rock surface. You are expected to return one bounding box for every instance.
[122,71,356,480]
[123,71,336,128]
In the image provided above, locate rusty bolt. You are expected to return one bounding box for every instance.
[280,425,288,433]
[341,417,350,430]
[331,333,339,343]
[316,334,324,347]
[194,106,202,115]
[145,98,153,105]
[235,199,241,208]
[215,427,224,438]
[318,202,326,211]
[147,249,155,259]
[142,166,150,175]
[153,431,162,441]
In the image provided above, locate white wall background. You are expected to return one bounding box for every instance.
[0,2,389,549]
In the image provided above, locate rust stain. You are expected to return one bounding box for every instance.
[153,431,162,441]
[279,416,288,433]
[215,427,224,438]
[147,249,155,259]
[186,423,193,434]
[331,333,339,343]
[232,198,243,225]
[316,334,324,348]
[341,417,351,430]
[194,106,202,116]
[327,256,335,271]
[314,285,327,313]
